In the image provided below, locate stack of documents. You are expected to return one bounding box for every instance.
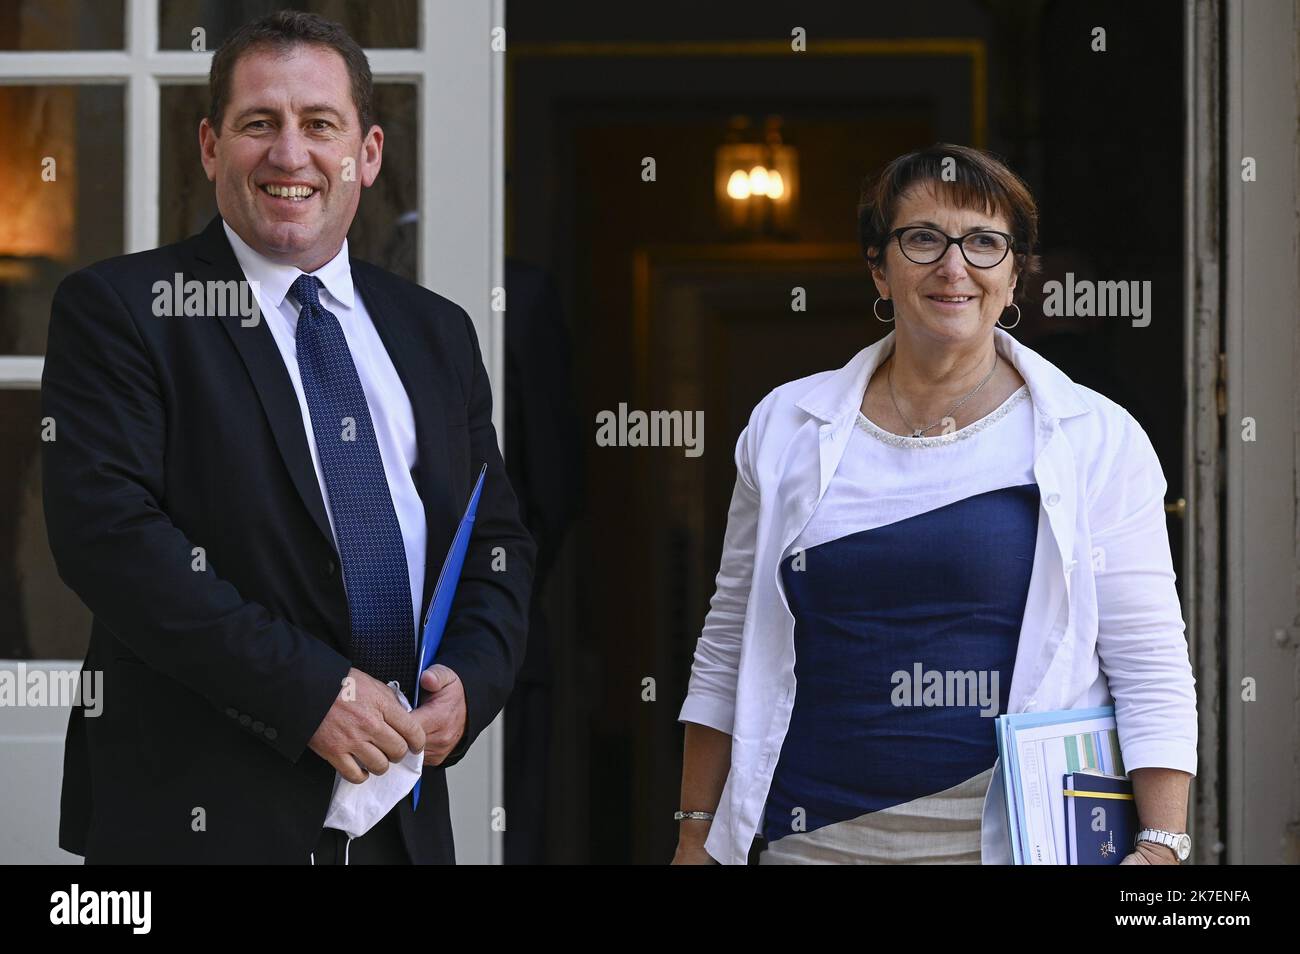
[995,706,1137,864]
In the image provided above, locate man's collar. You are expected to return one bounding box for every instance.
[794,326,1092,424]
[221,219,355,311]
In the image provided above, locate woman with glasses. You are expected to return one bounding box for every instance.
[673,143,1196,865]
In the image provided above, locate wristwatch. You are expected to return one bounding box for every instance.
[1134,828,1192,862]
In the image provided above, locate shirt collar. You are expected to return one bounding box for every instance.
[794,326,1092,425]
[222,219,356,311]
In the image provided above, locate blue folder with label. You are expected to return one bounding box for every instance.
[411,463,487,809]
[1063,770,1137,864]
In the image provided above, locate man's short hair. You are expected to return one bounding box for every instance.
[207,10,375,134]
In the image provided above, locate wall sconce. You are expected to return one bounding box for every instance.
[715,115,798,236]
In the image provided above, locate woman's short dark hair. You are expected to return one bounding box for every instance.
[857,143,1041,300]
[207,10,375,134]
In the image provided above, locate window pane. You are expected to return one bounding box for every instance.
[159,82,417,281]
[352,84,417,281]
[0,86,125,355]
[158,85,218,243]
[0,0,124,51]
[159,0,419,50]
[0,389,92,660]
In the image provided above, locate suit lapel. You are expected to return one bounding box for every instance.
[194,216,336,548]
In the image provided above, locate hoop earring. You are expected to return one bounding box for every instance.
[997,303,1021,330]
[873,297,894,323]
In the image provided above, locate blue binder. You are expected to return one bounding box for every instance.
[412,463,487,809]
[1063,771,1136,865]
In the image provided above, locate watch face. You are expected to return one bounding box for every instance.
[1175,834,1192,860]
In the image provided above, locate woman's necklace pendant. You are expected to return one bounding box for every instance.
[911,428,925,438]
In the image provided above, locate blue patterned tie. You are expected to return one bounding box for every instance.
[291,274,414,694]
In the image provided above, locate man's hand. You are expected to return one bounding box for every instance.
[308,667,426,783]
[412,664,467,766]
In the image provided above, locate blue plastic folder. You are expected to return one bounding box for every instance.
[412,463,487,809]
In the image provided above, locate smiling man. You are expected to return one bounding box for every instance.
[41,11,534,864]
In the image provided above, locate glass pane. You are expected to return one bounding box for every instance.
[158,85,217,243]
[0,86,125,356]
[0,388,92,660]
[159,0,418,51]
[159,82,417,281]
[0,0,124,51]
[352,83,417,280]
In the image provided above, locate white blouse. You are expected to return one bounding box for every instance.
[795,385,1034,552]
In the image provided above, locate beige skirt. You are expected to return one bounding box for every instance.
[758,765,992,864]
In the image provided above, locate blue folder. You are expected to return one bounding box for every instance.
[412,463,487,809]
[1063,771,1136,865]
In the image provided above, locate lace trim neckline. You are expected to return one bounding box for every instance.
[855,385,1030,449]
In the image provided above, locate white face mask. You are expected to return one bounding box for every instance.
[314,681,423,863]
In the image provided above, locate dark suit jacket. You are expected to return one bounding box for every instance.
[40,215,535,863]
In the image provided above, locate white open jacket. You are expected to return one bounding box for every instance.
[678,327,1198,865]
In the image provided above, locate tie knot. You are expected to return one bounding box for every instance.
[291,274,323,310]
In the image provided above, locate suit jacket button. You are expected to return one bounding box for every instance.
[252,720,265,732]
[265,728,278,741]
[239,714,251,726]
[324,558,337,576]
[226,707,238,719]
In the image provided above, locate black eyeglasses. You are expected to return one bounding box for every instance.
[888,226,1015,268]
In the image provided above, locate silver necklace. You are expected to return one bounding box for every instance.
[887,350,999,438]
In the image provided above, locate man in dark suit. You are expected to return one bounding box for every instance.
[40,10,533,864]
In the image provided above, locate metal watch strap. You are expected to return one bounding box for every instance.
[1135,827,1190,861]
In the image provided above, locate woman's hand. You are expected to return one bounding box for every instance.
[671,841,719,865]
[1119,841,1180,865]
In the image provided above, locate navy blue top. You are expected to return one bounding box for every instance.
[762,483,1040,845]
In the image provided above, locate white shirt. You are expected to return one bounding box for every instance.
[678,327,1198,865]
[796,383,1034,551]
[224,222,427,640]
